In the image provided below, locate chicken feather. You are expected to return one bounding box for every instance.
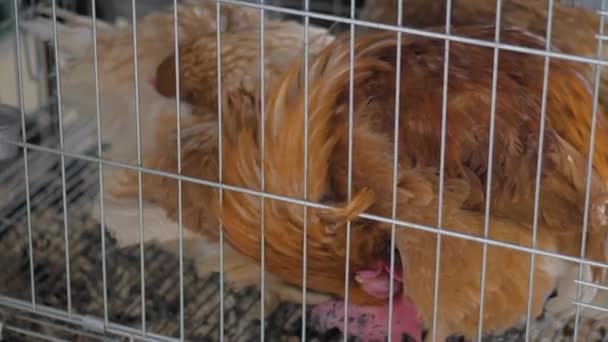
[362,0,608,326]
[20,2,335,317]
[152,20,335,117]
[250,27,608,340]
[113,25,608,340]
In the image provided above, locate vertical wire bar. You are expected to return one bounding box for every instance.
[476,0,503,337]
[12,0,36,308]
[50,0,72,316]
[300,0,310,339]
[430,0,453,340]
[171,1,185,340]
[259,1,266,340]
[523,0,555,340]
[342,0,356,340]
[387,0,404,340]
[90,0,109,326]
[129,0,146,333]
[215,3,225,341]
[572,0,607,338]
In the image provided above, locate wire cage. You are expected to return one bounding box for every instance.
[1,0,608,341]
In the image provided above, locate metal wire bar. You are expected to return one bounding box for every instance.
[431,0,453,340]
[523,0,555,340]
[89,0,109,327]
[575,279,608,292]
[12,0,36,309]
[171,1,185,340]
[573,0,608,338]
[573,301,608,313]
[259,2,266,340]
[217,0,608,67]
[129,0,147,333]
[301,0,310,339]
[6,312,114,341]
[4,324,68,342]
[215,3,225,341]
[50,0,72,317]
[477,0,503,337]
[6,136,608,271]
[0,296,181,342]
[301,0,310,341]
[341,0,356,339]
[332,0,340,16]
[387,0,404,340]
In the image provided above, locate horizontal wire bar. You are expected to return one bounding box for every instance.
[0,296,181,342]
[575,279,608,292]
[3,137,608,272]
[573,301,608,313]
[4,324,68,342]
[4,311,114,341]
[217,0,608,67]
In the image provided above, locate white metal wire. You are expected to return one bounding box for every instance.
[573,1,608,339]
[431,0,453,339]
[50,0,73,317]
[12,0,36,310]
[89,0,109,327]
[219,0,608,66]
[524,0,556,340]
[341,0,356,339]
[4,324,69,342]
[477,0,503,337]
[4,0,608,341]
[171,1,185,340]
[301,0,310,339]
[215,3,226,341]
[128,0,147,333]
[259,3,267,341]
[387,0,404,340]
[5,136,608,271]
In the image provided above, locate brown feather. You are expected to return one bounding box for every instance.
[111,25,608,338]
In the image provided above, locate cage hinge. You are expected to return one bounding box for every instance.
[80,315,104,333]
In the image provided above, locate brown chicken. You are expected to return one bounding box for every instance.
[151,20,335,117]
[361,0,608,119]
[109,17,335,240]
[112,23,608,340]
[20,1,262,164]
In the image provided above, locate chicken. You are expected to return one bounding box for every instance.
[120,27,606,338]
[18,2,336,316]
[112,24,608,340]
[362,0,608,325]
[20,1,261,164]
[216,26,608,340]
[360,0,608,124]
[151,20,335,117]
